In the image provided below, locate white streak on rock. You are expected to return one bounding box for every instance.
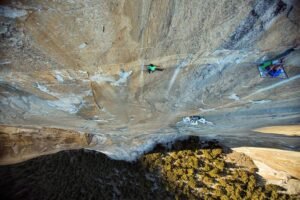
[199,108,216,112]
[228,93,240,101]
[0,6,27,18]
[112,70,133,86]
[0,60,11,65]
[35,81,91,114]
[36,83,50,93]
[246,74,300,98]
[250,100,272,104]
[78,42,87,49]
[47,96,84,114]
[53,71,65,83]
[90,74,115,83]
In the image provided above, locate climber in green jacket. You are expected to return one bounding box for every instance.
[145,64,164,73]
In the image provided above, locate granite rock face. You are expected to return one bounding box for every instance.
[0,0,299,168]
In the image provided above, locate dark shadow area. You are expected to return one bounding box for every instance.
[0,149,173,200]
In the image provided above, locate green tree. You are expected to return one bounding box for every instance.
[270,190,278,199]
[211,148,222,158]
[203,163,211,172]
[247,175,256,192]
[202,149,213,160]
[240,170,249,184]
[203,176,213,185]
[218,178,227,187]
[214,159,225,171]
[208,168,220,178]
[220,196,230,200]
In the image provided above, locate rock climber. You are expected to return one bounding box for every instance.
[266,65,284,77]
[259,59,283,77]
[145,64,164,74]
[259,59,284,78]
